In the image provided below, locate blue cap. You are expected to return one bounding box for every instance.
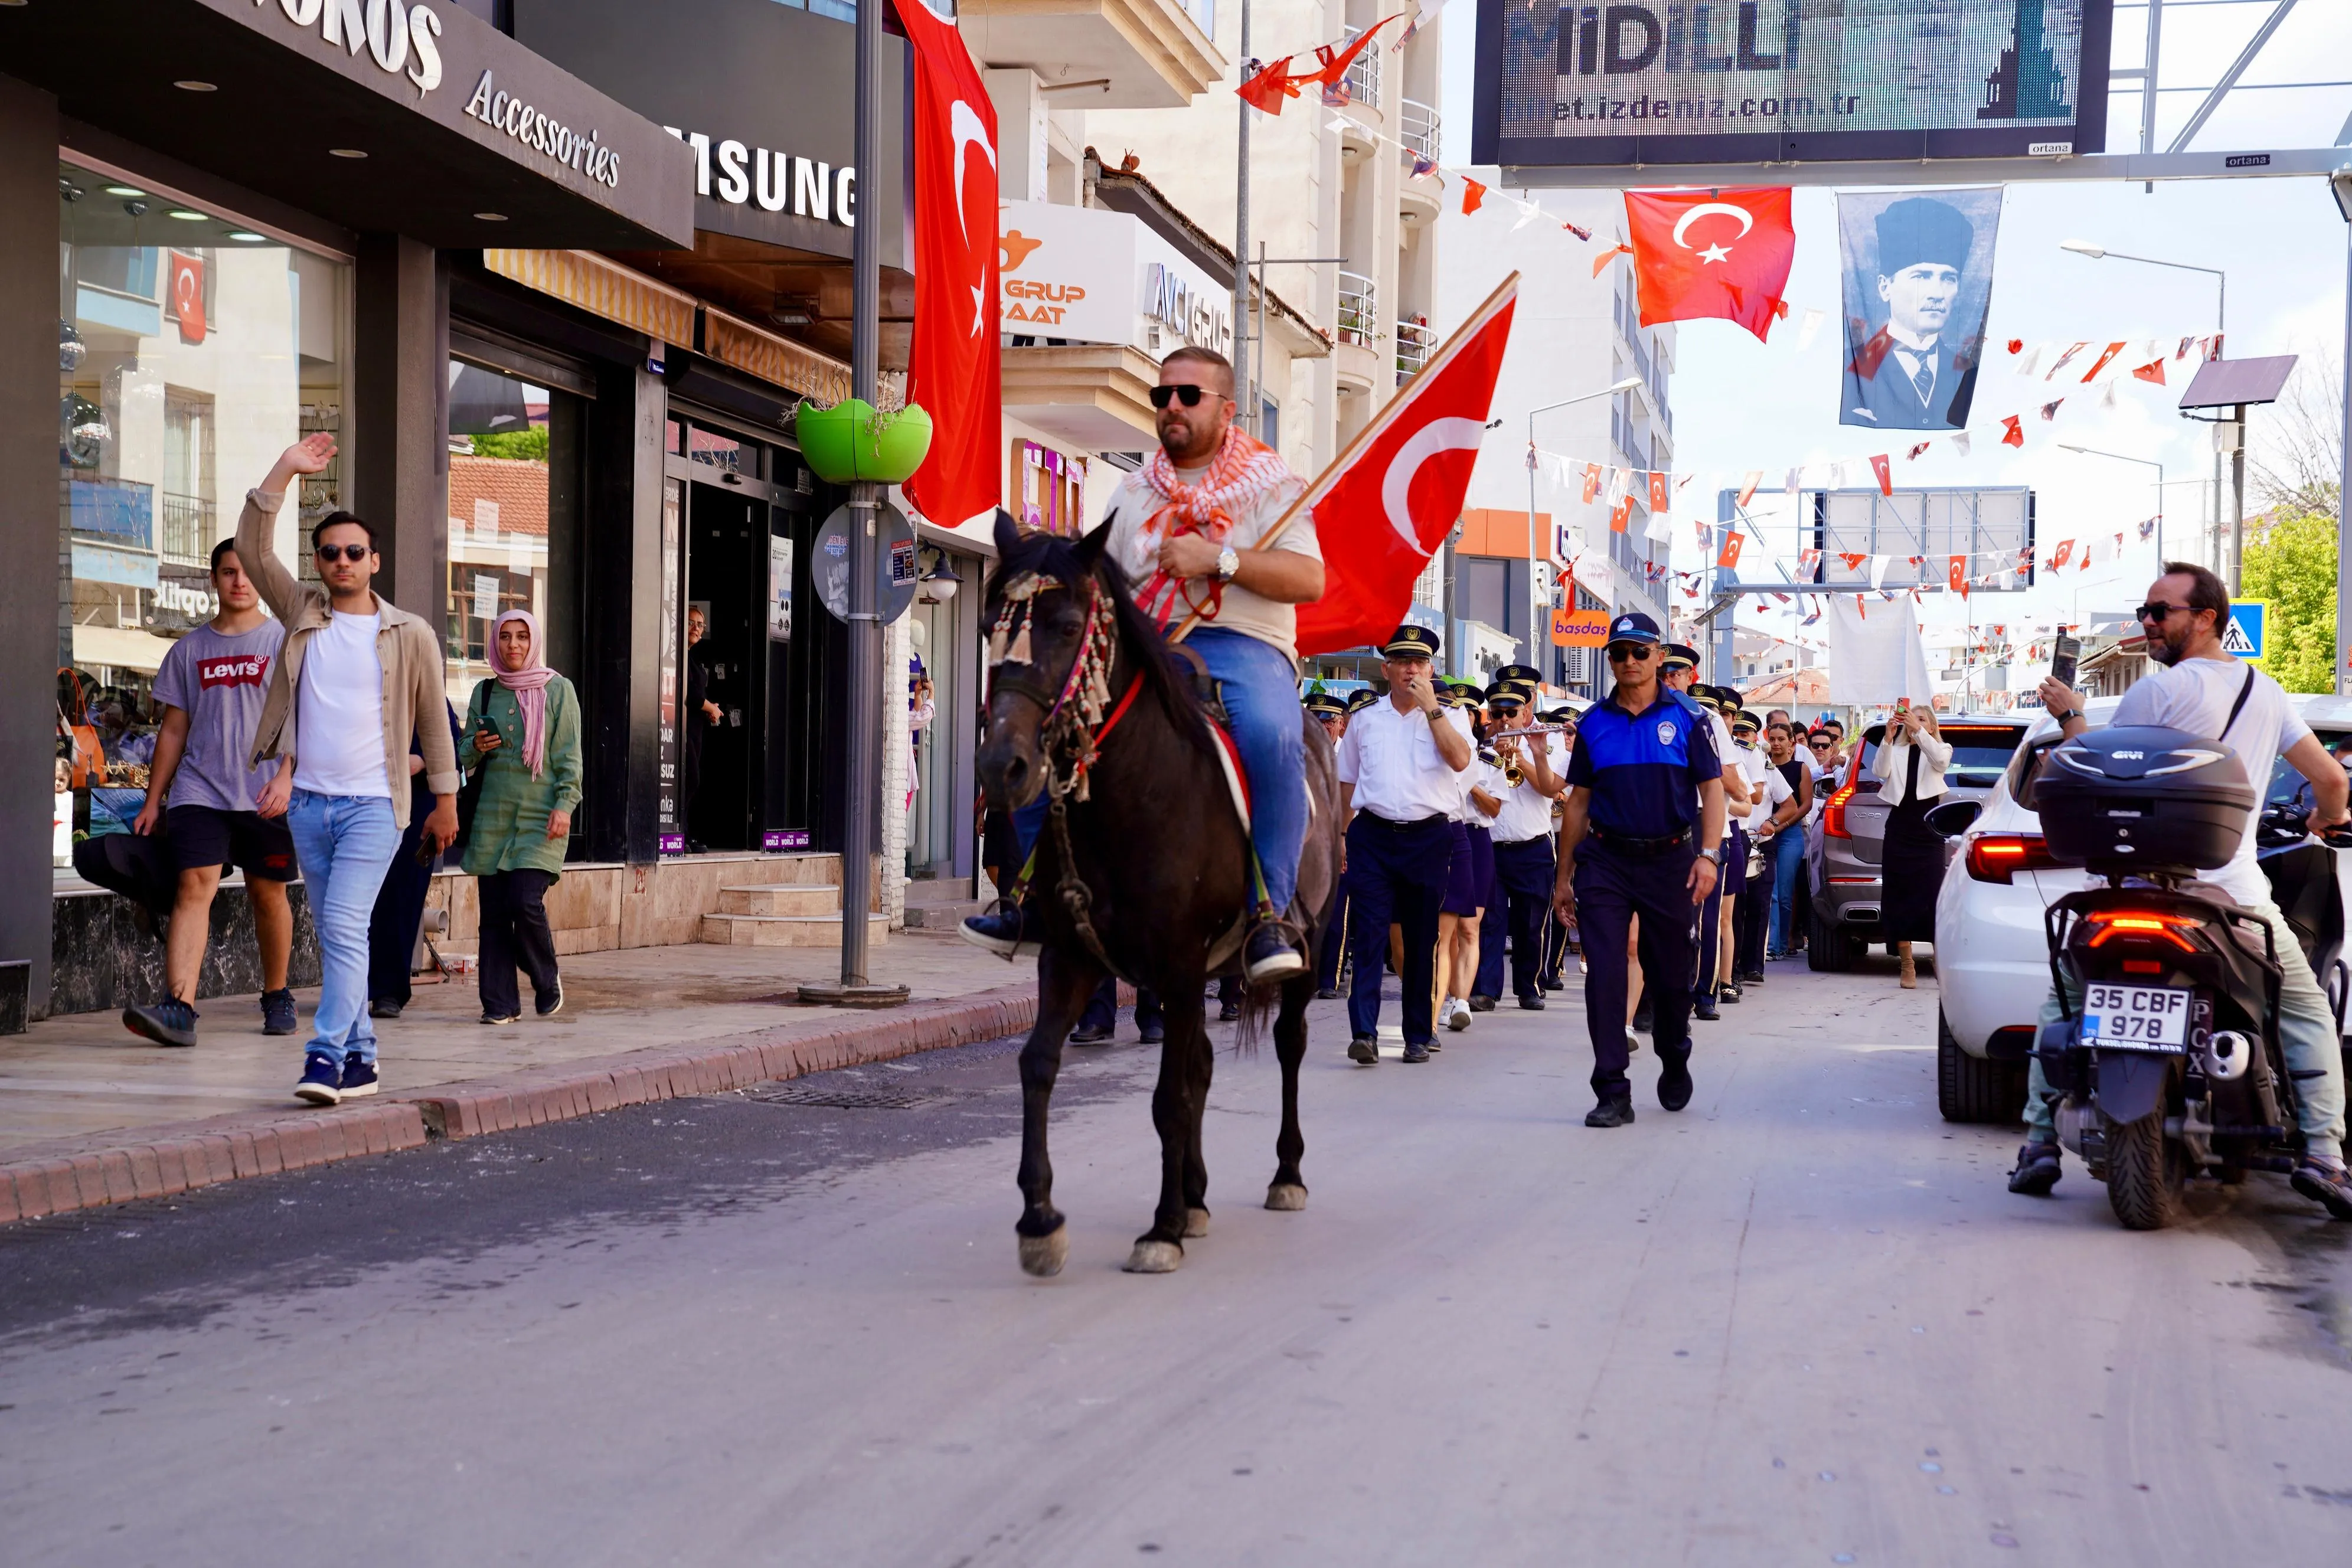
[1605,610,1662,645]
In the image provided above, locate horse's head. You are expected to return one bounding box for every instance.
[977,510,1115,811]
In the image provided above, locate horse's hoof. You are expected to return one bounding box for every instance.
[1122,1239,1184,1273]
[1184,1207,1211,1239]
[1017,1228,1069,1278]
[1265,1183,1308,1212]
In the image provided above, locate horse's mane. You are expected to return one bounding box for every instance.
[991,525,1216,759]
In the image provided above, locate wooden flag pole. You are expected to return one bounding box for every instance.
[1167,270,1522,645]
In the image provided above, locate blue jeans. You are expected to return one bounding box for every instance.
[1187,628,1307,916]
[1766,826,1807,955]
[286,790,400,1066]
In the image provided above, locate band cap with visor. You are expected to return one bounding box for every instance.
[1383,624,1441,659]
[1661,642,1700,671]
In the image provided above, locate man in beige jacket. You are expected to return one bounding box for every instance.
[238,435,458,1105]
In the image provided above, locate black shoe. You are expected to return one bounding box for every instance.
[1243,924,1307,985]
[122,998,199,1049]
[1692,995,1720,1021]
[1585,1096,1636,1128]
[1139,1020,1165,1044]
[1315,987,1340,1000]
[1632,1001,1655,1033]
[684,839,710,855]
[339,1057,380,1099]
[368,999,403,1020]
[535,984,564,1018]
[1518,994,1546,1011]
[1742,968,1765,984]
[1658,1053,1693,1112]
[293,1050,342,1106]
[1719,982,1742,1004]
[1069,1022,1115,1046]
[961,906,1042,958]
[261,988,298,1035]
[1468,994,1498,1013]
[479,1011,520,1025]
[1218,999,1243,1023]
[2290,1158,2352,1220]
[1401,1043,1432,1064]
[2008,1141,2063,1196]
[1347,1034,1379,1066]
[1540,975,1566,992]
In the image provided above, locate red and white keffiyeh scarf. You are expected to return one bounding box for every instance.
[1133,424,1295,625]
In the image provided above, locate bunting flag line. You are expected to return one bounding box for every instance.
[1461,178,1487,215]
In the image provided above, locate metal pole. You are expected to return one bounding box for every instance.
[2229,403,2247,596]
[1232,0,1252,436]
[2339,215,2352,693]
[1525,420,1540,674]
[839,0,883,987]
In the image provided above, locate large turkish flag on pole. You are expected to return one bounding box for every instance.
[1293,274,1518,658]
[896,0,1001,528]
[1624,187,1794,344]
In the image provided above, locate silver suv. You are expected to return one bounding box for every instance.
[1807,716,2033,971]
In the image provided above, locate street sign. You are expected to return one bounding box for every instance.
[2223,600,2267,661]
[814,500,919,626]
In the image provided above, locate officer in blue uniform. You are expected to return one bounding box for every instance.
[1333,624,1473,1064]
[1552,612,1727,1126]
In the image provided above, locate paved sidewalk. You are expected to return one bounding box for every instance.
[0,928,1047,1223]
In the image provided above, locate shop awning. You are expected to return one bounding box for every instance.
[72,625,177,678]
[702,308,851,407]
[484,249,698,348]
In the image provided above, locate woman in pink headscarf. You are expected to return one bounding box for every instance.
[460,610,582,1024]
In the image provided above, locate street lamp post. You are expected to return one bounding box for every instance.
[2330,171,2352,695]
[1525,377,1642,681]
[2057,442,2165,564]
[2058,240,2234,583]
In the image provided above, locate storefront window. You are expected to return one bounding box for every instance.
[55,159,349,863]
[445,357,582,708]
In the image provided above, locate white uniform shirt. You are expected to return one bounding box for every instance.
[1336,699,1472,824]
[1733,743,1779,832]
[2111,655,2311,907]
[1464,749,1510,828]
[1489,729,1567,844]
[1102,462,1315,661]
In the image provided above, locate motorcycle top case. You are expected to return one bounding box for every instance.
[2036,725,2256,874]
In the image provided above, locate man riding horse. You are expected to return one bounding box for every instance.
[962,345,1324,981]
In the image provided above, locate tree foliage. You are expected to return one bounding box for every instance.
[2240,501,2337,693]
[468,427,549,463]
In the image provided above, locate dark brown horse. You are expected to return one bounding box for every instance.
[975,512,1341,1276]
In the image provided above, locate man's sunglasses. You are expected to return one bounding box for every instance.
[1605,643,1655,662]
[1808,739,1833,750]
[2134,601,2193,623]
[315,543,371,563]
[1148,383,1217,410]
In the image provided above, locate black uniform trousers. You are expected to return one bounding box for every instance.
[1736,855,1771,977]
[1345,812,1452,1045]
[1079,976,1163,1037]
[1693,823,1742,1001]
[1475,836,1556,999]
[1573,839,1697,1096]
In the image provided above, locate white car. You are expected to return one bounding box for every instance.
[1931,692,2352,1123]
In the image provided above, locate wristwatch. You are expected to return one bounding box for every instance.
[1697,845,1723,865]
[2047,706,2079,724]
[1214,546,1241,582]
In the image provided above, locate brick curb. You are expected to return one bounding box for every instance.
[0,983,1041,1226]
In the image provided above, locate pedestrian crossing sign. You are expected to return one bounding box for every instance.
[2222,600,2267,661]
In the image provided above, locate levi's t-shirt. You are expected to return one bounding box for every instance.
[151,620,286,813]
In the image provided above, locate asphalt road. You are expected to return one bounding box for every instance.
[5,953,2351,1566]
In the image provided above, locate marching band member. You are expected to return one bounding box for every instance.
[1661,648,1749,1023]
[1535,703,1579,988]
[1438,684,1502,1033]
[1472,682,1565,1010]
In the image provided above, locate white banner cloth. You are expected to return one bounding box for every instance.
[1825,595,1934,705]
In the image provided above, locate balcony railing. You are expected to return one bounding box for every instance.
[1341,27,1380,110]
[1337,270,1379,347]
[1395,318,1433,383]
[161,491,215,567]
[1400,98,1439,161]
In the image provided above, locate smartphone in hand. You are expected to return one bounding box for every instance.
[2049,633,2080,691]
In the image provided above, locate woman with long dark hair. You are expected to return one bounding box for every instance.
[1872,703,1951,989]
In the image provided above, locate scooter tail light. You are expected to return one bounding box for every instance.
[1964,832,2060,885]
[2083,910,2203,952]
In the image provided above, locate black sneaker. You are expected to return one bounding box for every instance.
[1518,994,1546,1011]
[1243,925,1306,985]
[1347,1034,1379,1066]
[1218,998,1243,1023]
[479,1011,520,1026]
[339,1057,380,1098]
[293,1051,342,1106]
[1658,1053,1693,1112]
[2290,1158,2352,1220]
[535,984,564,1018]
[1693,995,1721,1022]
[122,998,198,1049]
[260,988,297,1036]
[1402,1043,1432,1064]
[959,906,1042,958]
[1585,1096,1636,1128]
[1468,994,1498,1013]
[1315,986,1340,1000]
[1069,1022,1115,1046]
[2008,1141,2062,1196]
[370,999,404,1020]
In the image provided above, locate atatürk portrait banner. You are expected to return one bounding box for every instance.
[1837,186,2004,432]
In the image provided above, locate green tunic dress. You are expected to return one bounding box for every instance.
[460,675,583,879]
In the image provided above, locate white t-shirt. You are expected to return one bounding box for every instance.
[1489,730,1567,844]
[293,609,390,799]
[2111,655,2309,907]
[1336,700,1472,824]
[1103,462,1317,660]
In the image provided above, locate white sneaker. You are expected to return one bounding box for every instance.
[1446,997,1472,1031]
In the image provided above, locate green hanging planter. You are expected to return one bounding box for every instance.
[795,398,934,485]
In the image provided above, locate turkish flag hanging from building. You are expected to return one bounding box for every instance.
[1293,275,1519,658]
[169,251,206,344]
[897,0,1001,530]
[1623,187,1795,343]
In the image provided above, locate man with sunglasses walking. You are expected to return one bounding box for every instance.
[1552,613,1727,1126]
[2016,563,2352,1216]
[237,435,460,1106]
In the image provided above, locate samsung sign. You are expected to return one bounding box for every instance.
[664,128,853,227]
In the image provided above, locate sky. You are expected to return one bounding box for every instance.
[1438,0,2352,668]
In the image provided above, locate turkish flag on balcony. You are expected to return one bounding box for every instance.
[1623,187,1795,343]
[897,0,1001,530]
[1292,275,1520,658]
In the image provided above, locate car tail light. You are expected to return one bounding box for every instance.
[2083,909,2203,952]
[1964,832,2062,884]
[1822,750,1864,838]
